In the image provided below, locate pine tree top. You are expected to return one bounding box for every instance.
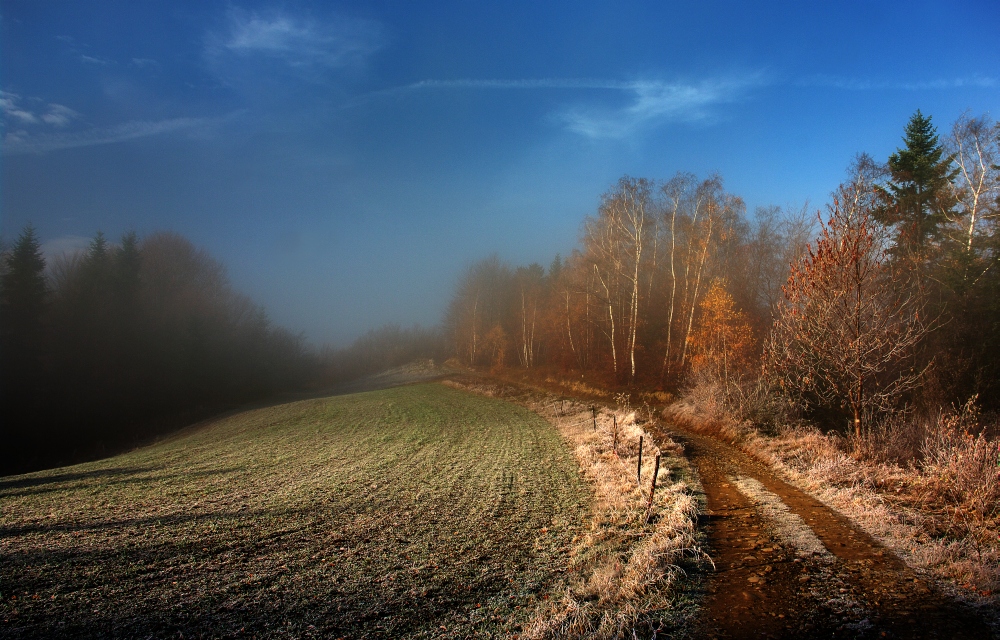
[888,110,951,188]
[5,224,46,278]
[2,223,48,310]
[88,230,109,261]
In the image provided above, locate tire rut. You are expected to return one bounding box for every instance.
[652,422,994,639]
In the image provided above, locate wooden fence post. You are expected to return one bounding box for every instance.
[645,452,661,523]
[637,435,643,485]
[591,406,597,431]
[613,415,618,454]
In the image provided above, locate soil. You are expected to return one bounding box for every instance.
[654,422,996,639]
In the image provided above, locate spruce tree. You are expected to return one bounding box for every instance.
[1,225,49,453]
[1,224,48,347]
[83,231,110,287]
[879,110,957,263]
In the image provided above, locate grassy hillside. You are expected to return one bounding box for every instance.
[1,383,590,638]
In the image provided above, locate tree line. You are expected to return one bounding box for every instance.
[1,230,316,474]
[447,110,1000,433]
[446,177,810,384]
[3,108,995,472]
[318,323,448,384]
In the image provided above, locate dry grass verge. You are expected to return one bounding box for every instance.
[445,380,707,638]
[668,382,1000,613]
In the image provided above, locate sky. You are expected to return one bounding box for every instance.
[2,1,998,346]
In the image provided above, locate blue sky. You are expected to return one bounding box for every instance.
[2,1,998,346]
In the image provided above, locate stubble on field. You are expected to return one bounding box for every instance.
[1,383,590,639]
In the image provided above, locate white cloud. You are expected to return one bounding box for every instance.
[209,9,383,71]
[2,116,213,155]
[40,104,81,127]
[559,77,764,139]
[0,91,40,124]
[80,54,112,66]
[2,87,235,155]
[376,74,766,139]
[2,93,80,128]
[403,78,637,91]
[4,106,39,124]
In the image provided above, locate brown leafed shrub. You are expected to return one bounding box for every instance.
[766,163,931,436]
[921,398,1000,523]
[849,412,926,465]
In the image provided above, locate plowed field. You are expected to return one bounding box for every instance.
[1,383,589,639]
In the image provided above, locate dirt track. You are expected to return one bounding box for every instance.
[655,422,995,639]
[428,371,997,637]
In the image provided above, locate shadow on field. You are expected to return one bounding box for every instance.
[2,381,586,639]
[0,467,155,491]
[0,506,275,538]
[0,467,244,499]
[2,499,538,640]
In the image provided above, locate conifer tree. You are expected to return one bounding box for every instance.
[879,110,957,265]
[1,224,48,351]
[1,225,49,443]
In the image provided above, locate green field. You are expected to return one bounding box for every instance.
[1,383,591,638]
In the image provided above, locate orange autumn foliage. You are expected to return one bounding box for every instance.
[687,279,755,382]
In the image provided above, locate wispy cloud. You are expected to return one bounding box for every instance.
[798,75,998,91]
[80,54,112,66]
[53,34,117,67]
[3,116,214,155]
[401,78,639,91]
[1,92,80,127]
[558,77,764,139]
[2,87,234,155]
[3,91,83,139]
[371,74,766,139]
[364,77,660,103]
[0,91,40,124]
[207,9,383,72]
[40,104,81,127]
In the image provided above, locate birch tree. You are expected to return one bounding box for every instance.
[945,112,1000,281]
[659,173,694,379]
[515,264,544,368]
[583,176,653,381]
[677,176,743,373]
[445,256,514,366]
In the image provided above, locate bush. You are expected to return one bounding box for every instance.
[921,398,1000,524]
[849,411,926,465]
